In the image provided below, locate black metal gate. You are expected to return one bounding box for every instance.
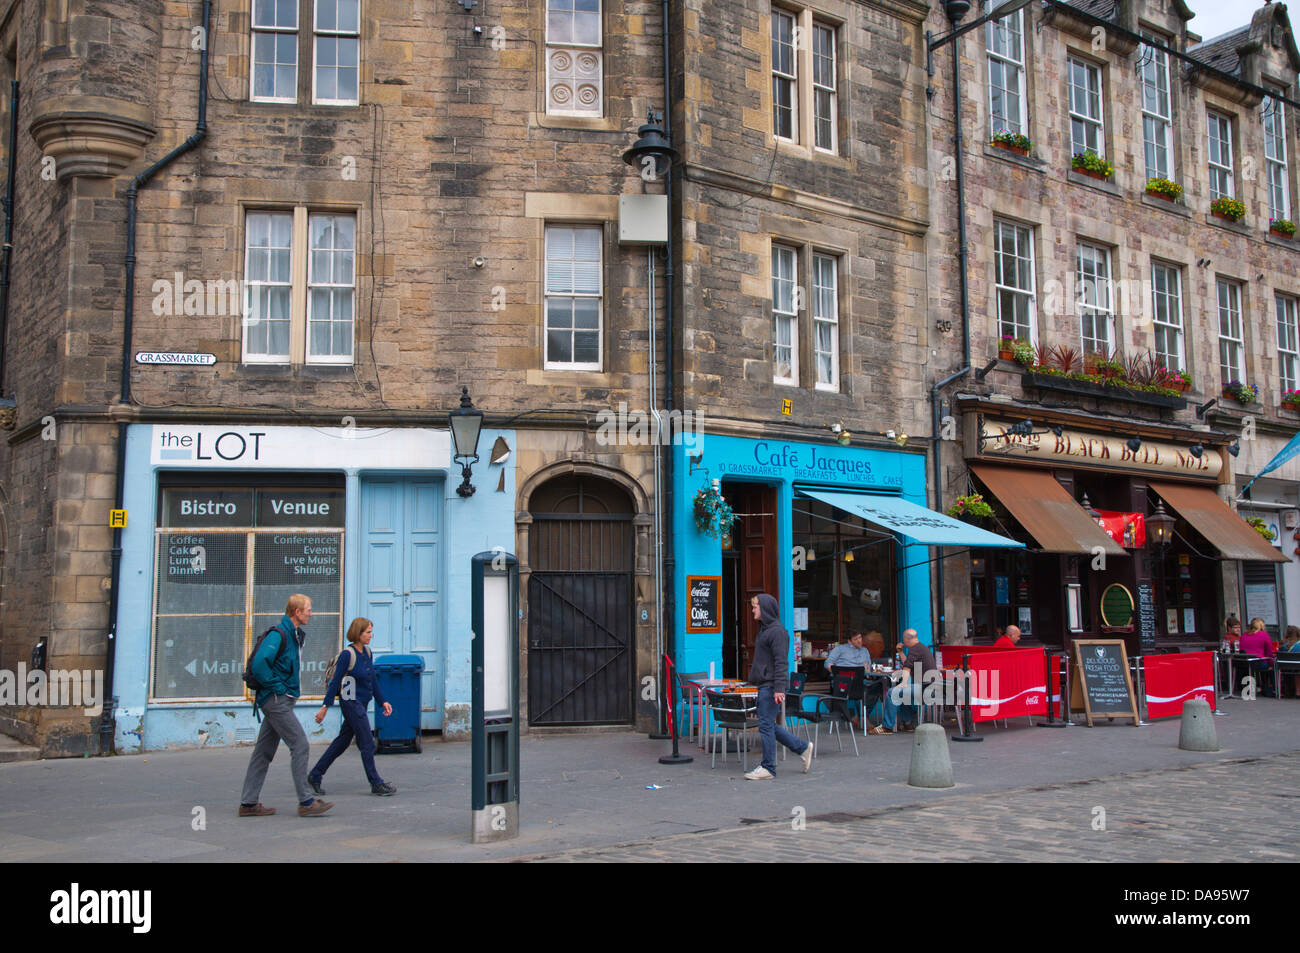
[528,572,632,725]
[527,475,636,726]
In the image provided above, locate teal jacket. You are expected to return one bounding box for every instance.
[251,615,304,710]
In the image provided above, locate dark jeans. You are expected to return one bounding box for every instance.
[758,683,808,773]
[310,700,384,787]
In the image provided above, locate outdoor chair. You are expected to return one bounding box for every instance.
[709,691,759,771]
[1275,652,1300,698]
[675,671,708,745]
[783,672,818,748]
[815,672,860,756]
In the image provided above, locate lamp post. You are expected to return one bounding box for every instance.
[449,386,484,498]
[1147,500,1176,642]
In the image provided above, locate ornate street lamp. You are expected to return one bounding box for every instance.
[1147,499,1175,550]
[449,386,484,498]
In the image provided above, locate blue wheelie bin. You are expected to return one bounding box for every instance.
[373,654,424,753]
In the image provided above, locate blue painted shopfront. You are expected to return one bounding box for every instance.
[111,423,515,752]
[672,434,933,677]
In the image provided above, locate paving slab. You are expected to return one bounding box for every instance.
[0,695,1297,862]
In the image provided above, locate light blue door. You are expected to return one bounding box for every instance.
[361,477,443,730]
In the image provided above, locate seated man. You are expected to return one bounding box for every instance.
[825,632,873,726]
[871,628,936,734]
[993,624,1021,649]
[825,631,873,672]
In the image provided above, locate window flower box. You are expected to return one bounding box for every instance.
[991,131,1032,156]
[1210,197,1246,222]
[1145,177,1183,201]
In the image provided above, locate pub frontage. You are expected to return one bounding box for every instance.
[110,423,516,751]
[956,397,1287,658]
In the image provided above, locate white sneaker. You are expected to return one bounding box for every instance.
[744,766,775,781]
[801,743,814,773]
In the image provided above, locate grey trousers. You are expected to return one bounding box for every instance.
[240,694,311,805]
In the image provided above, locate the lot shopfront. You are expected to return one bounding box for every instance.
[111,423,515,752]
[960,407,1287,655]
[672,433,1009,681]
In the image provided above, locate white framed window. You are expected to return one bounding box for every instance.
[1138,39,1173,181]
[1264,95,1290,223]
[1068,58,1103,157]
[987,10,1026,136]
[1207,111,1234,200]
[1076,242,1113,355]
[307,213,356,362]
[812,24,837,152]
[772,244,799,384]
[251,0,299,103]
[812,253,839,389]
[771,9,797,141]
[994,220,1035,342]
[544,225,602,369]
[244,208,357,365]
[1151,262,1184,372]
[546,0,603,117]
[1277,294,1299,394]
[1217,278,1244,386]
[313,0,360,105]
[244,211,294,362]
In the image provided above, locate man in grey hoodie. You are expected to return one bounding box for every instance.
[745,593,813,779]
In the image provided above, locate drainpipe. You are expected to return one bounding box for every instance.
[932,365,970,645]
[102,0,211,754]
[0,81,16,397]
[660,0,677,726]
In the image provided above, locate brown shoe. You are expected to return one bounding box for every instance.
[869,725,892,735]
[238,803,276,817]
[298,798,334,817]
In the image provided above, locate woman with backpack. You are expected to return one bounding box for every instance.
[308,618,398,797]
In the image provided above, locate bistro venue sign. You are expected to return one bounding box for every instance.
[972,417,1223,479]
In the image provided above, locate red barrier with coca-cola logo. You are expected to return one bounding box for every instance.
[1143,651,1216,719]
[939,646,1048,722]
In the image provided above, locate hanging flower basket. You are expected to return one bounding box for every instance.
[947,493,994,522]
[694,485,736,539]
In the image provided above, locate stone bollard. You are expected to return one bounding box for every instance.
[1178,698,1219,752]
[907,723,954,788]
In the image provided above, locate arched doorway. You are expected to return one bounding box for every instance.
[527,473,635,725]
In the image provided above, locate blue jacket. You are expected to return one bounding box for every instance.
[250,615,304,710]
[321,644,387,710]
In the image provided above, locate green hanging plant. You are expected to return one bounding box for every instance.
[693,484,736,539]
[1246,516,1276,542]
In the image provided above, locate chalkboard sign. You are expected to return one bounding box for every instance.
[686,575,721,633]
[1137,582,1157,650]
[1070,639,1139,726]
[1099,583,1134,627]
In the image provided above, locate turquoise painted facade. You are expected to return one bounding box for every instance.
[672,433,933,677]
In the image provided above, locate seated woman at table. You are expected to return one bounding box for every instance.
[1240,618,1277,697]
[1239,618,1276,659]
[1281,626,1300,654]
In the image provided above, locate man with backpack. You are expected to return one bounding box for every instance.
[238,594,334,817]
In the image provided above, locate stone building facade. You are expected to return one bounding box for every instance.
[0,0,673,754]
[926,0,1300,657]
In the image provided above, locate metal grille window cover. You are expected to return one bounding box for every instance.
[152,528,344,700]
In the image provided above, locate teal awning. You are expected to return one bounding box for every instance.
[797,489,1023,549]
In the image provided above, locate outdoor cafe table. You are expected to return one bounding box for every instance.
[1220,653,1269,699]
[688,679,757,751]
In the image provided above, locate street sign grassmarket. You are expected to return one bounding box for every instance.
[135,351,217,365]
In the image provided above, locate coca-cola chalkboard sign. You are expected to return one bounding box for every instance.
[686,575,721,633]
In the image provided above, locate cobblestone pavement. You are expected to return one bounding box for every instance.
[514,752,1300,862]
